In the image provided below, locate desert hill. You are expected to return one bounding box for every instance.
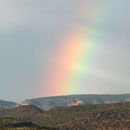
[0,99,17,109]
[21,94,130,111]
[0,102,130,129]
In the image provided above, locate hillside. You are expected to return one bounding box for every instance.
[43,102,130,129]
[1,102,130,129]
[21,94,130,111]
[0,104,42,118]
[0,99,17,109]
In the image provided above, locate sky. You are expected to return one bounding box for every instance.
[0,0,130,102]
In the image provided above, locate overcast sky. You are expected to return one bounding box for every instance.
[0,0,130,102]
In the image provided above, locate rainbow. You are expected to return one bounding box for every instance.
[41,1,112,97]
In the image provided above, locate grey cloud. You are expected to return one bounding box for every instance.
[0,0,129,101]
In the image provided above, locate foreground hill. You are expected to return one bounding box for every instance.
[0,99,17,109]
[0,104,42,118]
[21,94,130,111]
[1,102,130,129]
[43,102,130,129]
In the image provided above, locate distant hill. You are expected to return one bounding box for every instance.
[21,94,130,111]
[0,99,17,109]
